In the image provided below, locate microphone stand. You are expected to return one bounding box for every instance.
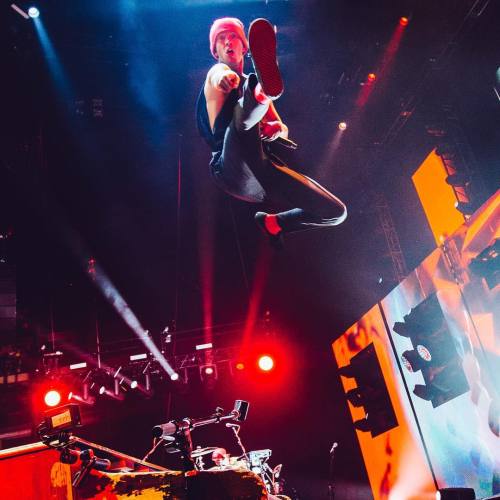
[152,403,249,472]
[328,442,338,500]
[227,424,249,462]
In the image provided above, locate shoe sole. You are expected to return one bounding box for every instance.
[248,19,284,100]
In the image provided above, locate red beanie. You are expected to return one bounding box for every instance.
[209,17,248,59]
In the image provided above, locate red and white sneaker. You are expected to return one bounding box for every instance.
[248,18,284,100]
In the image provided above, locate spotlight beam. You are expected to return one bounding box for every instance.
[91,261,177,379]
[10,4,29,19]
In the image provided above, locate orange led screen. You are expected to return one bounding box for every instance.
[412,149,465,246]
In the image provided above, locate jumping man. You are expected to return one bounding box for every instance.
[196,17,347,247]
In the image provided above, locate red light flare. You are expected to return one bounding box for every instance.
[44,389,61,407]
[195,174,216,345]
[32,381,70,417]
[399,16,409,27]
[241,241,273,352]
[355,20,407,109]
[258,355,274,371]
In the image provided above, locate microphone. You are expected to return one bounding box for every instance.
[275,136,298,150]
[233,400,249,422]
[152,421,178,439]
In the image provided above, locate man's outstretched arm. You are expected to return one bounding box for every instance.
[204,63,241,130]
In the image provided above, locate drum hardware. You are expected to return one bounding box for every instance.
[191,446,218,458]
[245,449,284,495]
[191,446,219,470]
[151,400,250,471]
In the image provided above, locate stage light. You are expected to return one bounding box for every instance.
[69,362,87,370]
[399,17,409,26]
[445,172,470,187]
[469,239,499,289]
[68,391,95,406]
[10,4,30,19]
[196,343,213,351]
[235,362,245,371]
[99,385,106,395]
[200,364,218,384]
[454,201,476,216]
[130,380,138,389]
[28,6,40,18]
[129,353,147,361]
[258,355,274,372]
[338,122,347,131]
[436,487,476,500]
[401,346,431,372]
[100,387,124,401]
[339,344,398,437]
[353,417,371,432]
[170,372,179,381]
[367,73,377,83]
[44,389,61,407]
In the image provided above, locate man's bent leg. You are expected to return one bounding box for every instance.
[212,74,274,202]
[233,73,269,133]
[258,157,348,234]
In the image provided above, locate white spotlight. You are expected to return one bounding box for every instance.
[338,121,347,131]
[28,6,40,18]
[170,373,179,381]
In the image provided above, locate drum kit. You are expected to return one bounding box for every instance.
[38,400,290,497]
[190,446,284,495]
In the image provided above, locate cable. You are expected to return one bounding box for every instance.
[142,437,164,462]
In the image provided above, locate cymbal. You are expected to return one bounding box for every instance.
[191,447,218,458]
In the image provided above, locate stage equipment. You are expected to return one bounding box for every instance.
[200,364,217,380]
[152,400,249,471]
[28,6,40,18]
[44,389,61,407]
[412,149,467,245]
[10,4,30,19]
[333,190,499,498]
[468,238,499,289]
[392,293,469,407]
[246,449,283,495]
[436,488,476,499]
[257,355,274,371]
[38,403,82,438]
[455,200,477,216]
[338,343,398,437]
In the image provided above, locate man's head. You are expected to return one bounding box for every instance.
[209,17,248,65]
[211,447,228,466]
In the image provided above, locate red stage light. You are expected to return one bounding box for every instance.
[399,17,409,26]
[367,73,377,83]
[44,389,61,407]
[235,362,245,371]
[258,355,274,372]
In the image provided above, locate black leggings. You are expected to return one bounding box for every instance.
[211,74,347,233]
